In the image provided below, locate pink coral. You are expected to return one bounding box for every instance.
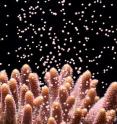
[0,64,116,124]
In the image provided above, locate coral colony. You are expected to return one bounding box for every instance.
[0,0,117,124]
[0,64,117,124]
[1,0,117,83]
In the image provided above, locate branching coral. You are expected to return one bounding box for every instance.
[0,64,116,124]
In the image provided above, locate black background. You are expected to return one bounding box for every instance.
[0,0,117,97]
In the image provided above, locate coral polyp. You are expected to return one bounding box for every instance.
[0,64,117,124]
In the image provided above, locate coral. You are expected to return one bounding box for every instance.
[0,63,116,124]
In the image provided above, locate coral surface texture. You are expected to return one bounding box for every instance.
[0,64,116,124]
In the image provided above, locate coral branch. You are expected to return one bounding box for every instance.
[51,102,62,124]
[48,117,57,124]
[21,64,32,86]
[21,104,32,124]
[4,94,16,124]
[28,73,40,97]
